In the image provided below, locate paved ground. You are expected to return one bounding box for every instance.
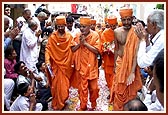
[47,68,113,111]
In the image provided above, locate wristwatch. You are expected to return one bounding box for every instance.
[147,90,152,95]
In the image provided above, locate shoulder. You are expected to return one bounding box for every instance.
[114,27,123,33]
[91,30,99,37]
[17,16,25,21]
[102,28,110,33]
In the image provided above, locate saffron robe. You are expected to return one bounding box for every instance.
[72,30,101,109]
[45,31,73,110]
[110,27,142,111]
[101,28,115,89]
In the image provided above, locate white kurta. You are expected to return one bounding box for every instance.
[10,95,42,111]
[20,27,39,72]
[137,29,164,68]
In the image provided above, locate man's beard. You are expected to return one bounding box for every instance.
[123,25,132,30]
[58,29,65,34]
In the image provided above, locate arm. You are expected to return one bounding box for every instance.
[83,42,99,54]
[113,31,119,73]
[24,30,38,48]
[4,28,20,50]
[126,38,140,86]
[29,93,36,111]
[135,23,164,68]
[71,44,80,52]
[4,60,18,79]
[80,34,99,55]
[4,37,12,51]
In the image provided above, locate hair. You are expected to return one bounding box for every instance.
[124,98,148,111]
[149,65,154,71]
[42,9,51,16]
[4,45,15,58]
[28,19,37,28]
[4,4,10,9]
[138,20,146,27]
[17,82,29,96]
[23,8,31,15]
[36,61,44,72]
[37,11,47,18]
[153,49,164,93]
[14,61,25,73]
[148,9,164,29]
[75,22,80,28]
[66,15,74,23]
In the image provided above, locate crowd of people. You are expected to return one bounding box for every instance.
[3,4,165,111]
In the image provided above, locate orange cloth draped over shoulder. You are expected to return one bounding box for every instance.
[73,30,101,109]
[110,27,142,111]
[70,36,81,89]
[70,17,100,90]
[73,30,101,79]
[100,28,115,89]
[45,31,73,110]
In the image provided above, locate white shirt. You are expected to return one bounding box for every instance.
[65,27,80,38]
[4,79,15,110]
[10,95,42,111]
[15,16,29,41]
[143,90,164,111]
[16,74,31,87]
[5,15,13,30]
[37,71,47,88]
[20,27,39,72]
[137,29,164,68]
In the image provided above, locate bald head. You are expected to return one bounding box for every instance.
[123,98,148,111]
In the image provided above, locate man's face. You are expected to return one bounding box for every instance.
[80,24,90,36]
[90,24,96,31]
[66,22,73,31]
[146,17,155,35]
[24,11,32,21]
[121,16,133,30]
[57,24,66,34]
[109,24,117,30]
[4,7,11,16]
[8,50,17,60]
[31,24,38,32]
[4,18,9,32]
[39,16,46,22]
[19,63,28,75]
[25,86,33,97]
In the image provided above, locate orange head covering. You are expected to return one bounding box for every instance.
[80,16,91,26]
[107,16,117,25]
[91,19,96,25]
[56,16,66,25]
[119,8,133,18]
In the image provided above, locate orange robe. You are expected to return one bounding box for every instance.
[72,30,101,110]
[100,28,115,89]
[98,29,103,38]
[110,27,142,111]
[45,31,73,110]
